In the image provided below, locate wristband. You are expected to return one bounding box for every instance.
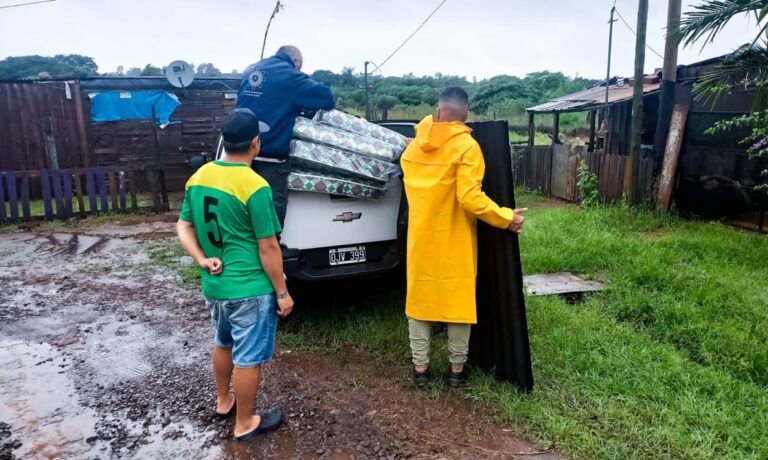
[276,291,290,300]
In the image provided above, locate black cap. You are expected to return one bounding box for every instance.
[221,108,260,153]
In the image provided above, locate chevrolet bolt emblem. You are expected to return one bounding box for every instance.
[333,212,362,223]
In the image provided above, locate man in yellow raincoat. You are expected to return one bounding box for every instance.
[401,87,527,388]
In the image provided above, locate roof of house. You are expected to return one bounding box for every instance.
[527,80,660,113]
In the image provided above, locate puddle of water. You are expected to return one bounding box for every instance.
[0,341,102,459]
[83,321,155,383]
[115,415,220,459]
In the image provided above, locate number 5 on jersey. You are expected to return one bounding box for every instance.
[203,196,223,248]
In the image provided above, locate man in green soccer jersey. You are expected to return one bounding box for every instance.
[177,108,293,441]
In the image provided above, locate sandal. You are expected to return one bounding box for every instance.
[412,367,431,389]
[235,408,284,441]
[215,393,236,418]
[447,369,466,388]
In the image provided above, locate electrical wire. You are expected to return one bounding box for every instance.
[0,0,55,9]
[614,7,664,60]
[371,0,448,73]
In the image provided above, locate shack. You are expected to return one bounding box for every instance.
[0,77,239,190]
[521,50,765,231]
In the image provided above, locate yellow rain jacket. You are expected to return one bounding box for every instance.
[401,116,515,324]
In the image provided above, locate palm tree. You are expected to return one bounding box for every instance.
[675,0,768,109]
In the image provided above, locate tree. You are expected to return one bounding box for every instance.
[140,64,163,77]
[375,95,399,120]
[675,0,768,109]
[0,54,98,80]
[196,63,222,77]
[310,70,339,87]
[126,67,142,77]
[339,67,357,87]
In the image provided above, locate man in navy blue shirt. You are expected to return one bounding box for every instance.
[237,46,335,229]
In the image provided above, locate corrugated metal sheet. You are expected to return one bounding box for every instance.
[527,82,660,113]
[468,120,533,391]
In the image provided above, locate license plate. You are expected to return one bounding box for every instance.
[329,246,367,266]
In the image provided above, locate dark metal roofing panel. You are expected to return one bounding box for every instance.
[527,82,660,113]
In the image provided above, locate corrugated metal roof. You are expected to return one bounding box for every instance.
[527,81,660,113]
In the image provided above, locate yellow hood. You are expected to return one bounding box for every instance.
[413,115,473,152]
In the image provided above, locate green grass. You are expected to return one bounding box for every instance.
[509,130,551,145]
[146,239,200,285]
[518,196,768,387]
[277,190,768,459]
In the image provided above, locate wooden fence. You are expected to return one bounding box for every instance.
[0,166,167,223]
[512,145,656,203]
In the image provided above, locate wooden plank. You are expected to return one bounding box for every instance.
[118,170,127,210]
[51,170,65,219]
[85,170,98,215]
[607,156,616,201]
[598,154,608,201]
[108,168,119,212]
[41,171,53,219]
[0,174,6,222]
[73,172,85,216]
[21,175,31,221]
[616,156,626,201]
[643,158,655,200]
[62,171,73,218]
[657,102,690,211]
[150,169,162,212]
[128,168,138,211]
[546,147,553,196]
[623,154,633,198]
[6,172,19,221]
[97,168,109,212]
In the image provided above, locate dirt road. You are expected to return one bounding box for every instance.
[0,217,557,459]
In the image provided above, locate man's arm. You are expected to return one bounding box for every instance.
[258,236,293,318]
[456,144,527,232]
[249,187,293,317]
[176,219,222,275]
[292,73,335,111]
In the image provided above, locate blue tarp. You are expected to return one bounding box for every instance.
[90,91,181,125]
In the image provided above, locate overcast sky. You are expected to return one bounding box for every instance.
[0,0,760,80]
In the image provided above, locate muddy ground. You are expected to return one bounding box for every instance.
[0,216,558,459]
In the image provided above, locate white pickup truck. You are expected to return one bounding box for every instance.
[214,121,415,281]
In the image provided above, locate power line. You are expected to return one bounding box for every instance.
[371,0,448,73]
[0,0,55,9]
[614,7,664,60]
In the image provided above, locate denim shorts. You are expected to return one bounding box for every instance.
[205,293,278,368]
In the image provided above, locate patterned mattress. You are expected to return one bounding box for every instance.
[289,139,398,184]
[288,170,387,200]
[292,117,401,162]
[313,109,408,152]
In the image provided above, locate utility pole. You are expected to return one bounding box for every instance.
[364,61,371,120]
[605,5,617,105]
[654,0,682,168]
[630,0,649,202]
[260,0,283,60]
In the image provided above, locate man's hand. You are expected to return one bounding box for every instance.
[199,257,223,275]
[507,208,528,234]
[277,293,294,318]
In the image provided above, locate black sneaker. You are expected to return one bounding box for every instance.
[412,368,431,389]
[447,369,466,388]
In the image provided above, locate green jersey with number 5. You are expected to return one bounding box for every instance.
[180,160,282,299]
